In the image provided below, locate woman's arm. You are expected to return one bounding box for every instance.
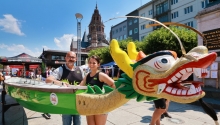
[79,73,88,86]
[99,72,115,88]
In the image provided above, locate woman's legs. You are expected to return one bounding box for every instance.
[94,114,108,125]
[86,114,108,125]
[150,108,165,125]
[86,115,95,125]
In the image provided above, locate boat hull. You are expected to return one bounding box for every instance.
[4,77,86,114]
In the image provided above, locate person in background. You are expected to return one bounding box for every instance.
[46,51,85,125]
[80,55,115,125]
[150,98,169,125]
[0,72,4,84]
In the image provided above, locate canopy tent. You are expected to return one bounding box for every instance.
[0,53,42,65]
[0,53,42,74]
[100,62,119,80]
[101,61,117,67]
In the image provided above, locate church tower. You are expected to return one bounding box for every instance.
[70,38,74,51]
[87,3,108,49]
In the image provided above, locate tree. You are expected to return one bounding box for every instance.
[88,37,143,64]
[142,26,197,57]
[88,26,197,63]
[0,64,3,69]
[88,47,112,64]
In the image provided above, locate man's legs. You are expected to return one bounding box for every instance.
[73,115,81,125]
[62,114,72,125]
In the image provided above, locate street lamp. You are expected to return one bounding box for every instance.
[75,13,83,66]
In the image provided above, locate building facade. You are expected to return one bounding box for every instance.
[194,0,220,88]
[111,0,212,42]
[110,20,127,41]
[40,49,88,68]
[126,10,140,41]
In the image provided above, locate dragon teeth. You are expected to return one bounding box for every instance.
[157,83,166,94]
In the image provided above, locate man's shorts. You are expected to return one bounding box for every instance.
[153,98,166,109]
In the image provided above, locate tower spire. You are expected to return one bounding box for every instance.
[96,1,97,9]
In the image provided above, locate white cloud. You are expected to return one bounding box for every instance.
[54,34,77,50]
[0,14,25,36]
[116,12,119,15]
[0,43,41,57]
[0,43,8,49]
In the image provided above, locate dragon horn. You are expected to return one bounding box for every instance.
[127,42,138,60]
[110,39,134,78]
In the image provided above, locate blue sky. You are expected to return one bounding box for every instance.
[0,0,150,57]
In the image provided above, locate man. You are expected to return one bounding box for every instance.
[46,51,85,125]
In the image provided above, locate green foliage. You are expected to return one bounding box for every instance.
[88,38,144,64]
[0,64,3,69]
[142,26,197,57]
[116,73,158,102]
[88,47,112,64]
[88,26,197,63]
[41,62,46,73]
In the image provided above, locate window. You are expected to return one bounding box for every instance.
[185,21,193,27]
[52,55,65,60]
[141,36,145,40]
[149,21,154,24]
[184,6,193,14]
[129,30,132,35]
[191,21,193,27]
[141,24,145,30]
[149,10,153,15]
[171,0,178,5]
[120,36,123,40]
[158,15,168,22]
[129,20,132,25]
[116,29,118,33]
[123,34,127,39]
[141,13,145,17]
[119,27,122,32]
[134,19,138,23]
[123,26,127,31]
[134,28,138,34]
[201,0,209,8]
[156,1,168,15]
[171,11,178,19]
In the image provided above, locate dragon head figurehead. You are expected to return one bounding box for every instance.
[110,39,217,103]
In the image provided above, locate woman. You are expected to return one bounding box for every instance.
[80,55,115,125]
[150,98,169,125]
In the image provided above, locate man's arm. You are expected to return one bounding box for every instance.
[45,67,67,87]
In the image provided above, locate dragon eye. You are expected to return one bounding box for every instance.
[144,55,177,72]
[161,58,168,63]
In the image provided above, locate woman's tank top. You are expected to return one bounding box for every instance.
[86,72,104,89]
